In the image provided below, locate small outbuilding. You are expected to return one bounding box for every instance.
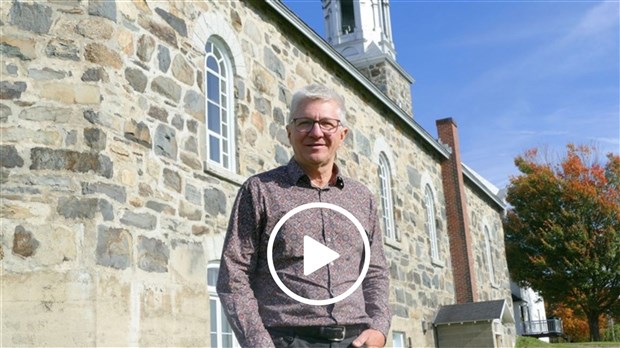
[434,299,516,348]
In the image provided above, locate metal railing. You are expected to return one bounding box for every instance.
[522,318,564,337]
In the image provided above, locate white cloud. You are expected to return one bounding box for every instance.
[456,1,618,100]
[571,1,619,38]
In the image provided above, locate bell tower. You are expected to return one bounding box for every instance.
[322,0,396,61]
[322,0,414,116]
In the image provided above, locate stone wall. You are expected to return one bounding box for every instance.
[356,59,413,117]
[465,184,516,341]
[465,184,512,302]
[1,1,510,347]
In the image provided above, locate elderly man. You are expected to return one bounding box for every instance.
[217,84,391,348]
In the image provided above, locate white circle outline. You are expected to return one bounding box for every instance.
[267,202,370,306]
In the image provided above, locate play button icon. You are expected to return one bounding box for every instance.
[303,236,340,276]
[267,202,370,306]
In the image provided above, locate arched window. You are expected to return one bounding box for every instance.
[424,184,439,260]
[378,152,396,241]
[205,38,235,172]
[484,226,496,285]
[207,263,239,348]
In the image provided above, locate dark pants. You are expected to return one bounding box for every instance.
[270,332,357,348]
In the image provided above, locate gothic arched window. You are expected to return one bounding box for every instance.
[378,152,396,241]
[205,38,235,172]
[424,184,439,260]
[208,263,239,348]
[484,226,496,285]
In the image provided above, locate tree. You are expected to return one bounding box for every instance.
[547,301,607,342]
[504,144,620,341]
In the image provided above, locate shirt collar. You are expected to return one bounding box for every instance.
[286,158,345,189]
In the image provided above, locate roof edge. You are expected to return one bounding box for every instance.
[348,54,415,84]
[461,165,505,210]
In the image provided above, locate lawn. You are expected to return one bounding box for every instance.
[516,336,620,348]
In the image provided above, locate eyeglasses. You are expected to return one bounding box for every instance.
[291,118,342,134]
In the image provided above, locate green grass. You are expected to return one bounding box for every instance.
[516,336,620,348]
[516,336,553,347]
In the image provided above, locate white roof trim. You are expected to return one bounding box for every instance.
[462,164,505,210]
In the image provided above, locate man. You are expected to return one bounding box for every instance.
[217,84,391,348]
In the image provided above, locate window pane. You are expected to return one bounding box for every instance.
[207,56,219,73]
[213,46,222,60]
[209,135,220,163]
[221,110,228,127]
[207,73,220,103]
[208,102,221,133]
[219,300,233,347]
[221,310,231,332]
[207,266,219,287]
[219,61,227,77]
[222,333,233,348]
[210,299,218,332]
[392,332,406,348]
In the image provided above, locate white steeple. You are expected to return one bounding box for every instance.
[321,0,414,117]
[322,0,396,64]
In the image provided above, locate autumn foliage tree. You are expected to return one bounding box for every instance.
[547,301,607,342]
[504,144,620,341]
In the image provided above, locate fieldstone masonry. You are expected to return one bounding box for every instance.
[357,60,413,116]
[1,1,513,347]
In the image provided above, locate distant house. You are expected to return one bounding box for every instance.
[511,282,563,341]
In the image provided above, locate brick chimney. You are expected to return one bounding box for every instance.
[436,118,477,303]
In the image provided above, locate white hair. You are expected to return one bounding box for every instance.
[288,84,346,124]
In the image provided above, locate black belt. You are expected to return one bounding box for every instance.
[268,324,367,342]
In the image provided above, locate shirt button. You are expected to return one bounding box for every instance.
[326,238,331,242]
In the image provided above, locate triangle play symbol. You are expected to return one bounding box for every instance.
[303,235,340,276]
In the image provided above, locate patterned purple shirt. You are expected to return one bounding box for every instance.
[216,159,391,347]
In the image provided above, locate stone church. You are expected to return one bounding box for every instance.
[1,0,516,347]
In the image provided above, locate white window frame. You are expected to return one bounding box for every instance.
[392,331,406,348]
[424,184,439,261]
[205,38,235,172]
[207,263,240,348]
[378,152,397,241]
[484,225,497,286]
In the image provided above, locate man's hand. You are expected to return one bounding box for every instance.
[352,328,386,348]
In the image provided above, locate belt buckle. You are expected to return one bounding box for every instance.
[320,326,346,342]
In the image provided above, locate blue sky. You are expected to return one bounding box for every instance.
[282,0,620,189]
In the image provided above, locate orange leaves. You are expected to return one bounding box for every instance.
[504,144,620,341]
[549,303,591,342]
